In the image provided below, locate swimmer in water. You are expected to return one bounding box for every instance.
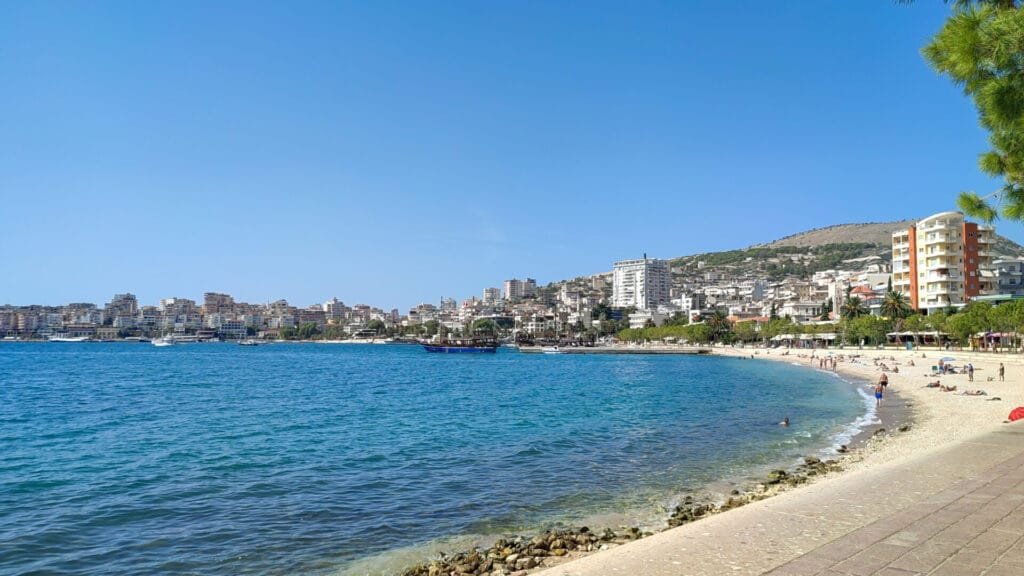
[780,417,790,427]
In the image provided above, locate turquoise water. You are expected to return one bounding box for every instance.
[0,343,870,575]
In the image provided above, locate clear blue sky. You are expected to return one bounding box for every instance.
[0,1,1015,310]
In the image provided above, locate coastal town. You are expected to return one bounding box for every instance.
[5,211,1024,347]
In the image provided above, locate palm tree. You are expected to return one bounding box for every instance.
[881,291,913,321]
[706,310,731,341]
[840,296,868,320]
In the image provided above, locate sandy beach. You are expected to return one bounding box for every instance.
[718,346,1024,475]
[525,345,1024,576]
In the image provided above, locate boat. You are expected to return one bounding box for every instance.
[542,346,562,354]
[48,335,89,342]
[238,339,260,346]
[422,337,499,353]
[152,335,176,347]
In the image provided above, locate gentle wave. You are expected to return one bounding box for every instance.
[0,343,866,575]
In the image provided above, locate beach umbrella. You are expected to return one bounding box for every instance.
[1009,407,1024,423]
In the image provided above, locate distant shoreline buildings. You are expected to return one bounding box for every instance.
[5,211,1024,341]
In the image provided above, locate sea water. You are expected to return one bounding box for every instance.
[0,343,870,575]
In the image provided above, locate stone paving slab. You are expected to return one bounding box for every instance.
[532,424,1024,576]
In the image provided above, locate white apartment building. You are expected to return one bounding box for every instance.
[503,278,537,301]
[482,287,502,303]
[892,211,997,313]
[612,257,670,310]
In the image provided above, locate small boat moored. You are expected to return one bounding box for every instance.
[48,335,90,342]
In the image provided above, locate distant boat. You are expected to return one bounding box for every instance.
[48,335,89,342]
[152,335,175,347]
[238,339,260,346]
[542,346,562,354]
[422,338,499,354]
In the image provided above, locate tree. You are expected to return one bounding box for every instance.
[881,291,913,321]
[840,296,869,320]
[706,309,731,340]
[663,311,690,326]
[323,325,346,340]
[471,318,498,336]
[733,320,758,342]
[819,297,833,321]
[296,322,320,340]
[423,320,440,336]
[921,1,1024,221]
[844,315,891,347]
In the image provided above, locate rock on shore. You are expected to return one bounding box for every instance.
[398,456,845,576]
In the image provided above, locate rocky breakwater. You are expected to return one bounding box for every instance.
[398,527,653,576]
[667,456,843,527]
[399,455,845,576]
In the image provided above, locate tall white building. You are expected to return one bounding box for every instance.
[503,278,537,301]
[891,211,997,313]
[612,257,670,310]
[482,287,501,303]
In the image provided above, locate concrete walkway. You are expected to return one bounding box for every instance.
[534,424,1024,576]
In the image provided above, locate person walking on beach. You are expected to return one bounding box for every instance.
[874,382,883,406]
[879,373,888,395]
[968,363,975,382]
[999,363,1005,382]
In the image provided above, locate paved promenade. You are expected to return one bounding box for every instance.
[534,424,1024,576]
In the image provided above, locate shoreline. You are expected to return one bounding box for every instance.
[388,349,903,576]
[526,345,1024,576]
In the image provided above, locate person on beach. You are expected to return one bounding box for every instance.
[874,383,883,406]
[879,373,888,394]
[999,363,1005,382]
[968,363,975,382]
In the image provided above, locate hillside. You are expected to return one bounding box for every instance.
[554,221,1024,291]
[761,221,917,249]
[758,220,1024,258]
[666,220,1024,282]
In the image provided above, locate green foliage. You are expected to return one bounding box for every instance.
[923,1,1024,221]
[881,291,913,320]
[616,322,713,344]
[901,313,930,333]
[423,320,440,336]
[840,296,869,320]
[819,297,833,321]
[842,315,890,346]
[733,320,759,342]
[296,322,320,340]
[323,325,346,340]
[663,312,690,326]
[673,243,882,280]
[471,318,499,335]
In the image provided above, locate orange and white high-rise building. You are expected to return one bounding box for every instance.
[891,211,996,313]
